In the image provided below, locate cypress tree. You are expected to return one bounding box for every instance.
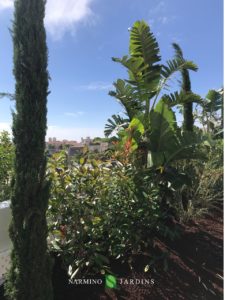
[5,1,53,299]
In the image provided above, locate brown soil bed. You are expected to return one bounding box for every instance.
[52,209,223,300]
[0,209,223,299]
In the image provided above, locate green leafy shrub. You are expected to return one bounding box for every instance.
[0,131,14,202]
[47,151,167,277]
[174,140,223,221]
[193,140,223,206]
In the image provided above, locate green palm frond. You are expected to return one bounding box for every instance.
[204,89,223,113]
[109,79,144,119]
[172,43,184,60]
[129,20,161,66]
[129,20,161,98]
[162,91,202,107]
[112,56,147,76]
[111,55,159,103]
[160,59,198,90]
[104,114,129,137]
[112,20,162,115]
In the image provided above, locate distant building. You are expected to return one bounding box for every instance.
[68,144,84,156]
[46,136,109,157]
[99,142,109,152]
[81,137,92,145]
[88,142,109,153]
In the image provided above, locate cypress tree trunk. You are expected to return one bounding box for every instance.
[5,1,53,299]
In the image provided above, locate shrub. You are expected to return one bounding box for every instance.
[174,140,223,221]
[0,131,14,202]
[47,151,165,277]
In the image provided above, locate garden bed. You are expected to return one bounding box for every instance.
[0,207,223,300]
[50,209,223,300]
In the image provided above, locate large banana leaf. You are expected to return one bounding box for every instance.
[109,79,144,119]
[111,21,162,113]
[129,20,161,88]
[147,99,206,167]
[129,20,161,65]
[111,57,155,104]
[147,99,177,166]
[204,89,223,113]
[164,130,207,165]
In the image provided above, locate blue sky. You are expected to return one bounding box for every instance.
[0,0,223,141]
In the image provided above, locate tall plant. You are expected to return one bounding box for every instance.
[5,0,53,299]
[200,88,223,136]
[105,21,201,167]
[172,43,194,131]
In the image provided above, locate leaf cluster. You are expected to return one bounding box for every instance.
[47,151,171,276]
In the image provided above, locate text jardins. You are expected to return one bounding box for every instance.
[69,278,155,285]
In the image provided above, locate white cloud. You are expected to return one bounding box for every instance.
[0,0,96,40]
[76,82,113,91]
[0,0,13,9]
[64,111,84,117]
[45,0,96,40]
[0,122,11,133]
[47,125,104,141]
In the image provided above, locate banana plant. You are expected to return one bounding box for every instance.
[127,99,206,167]
[105,20,204,169]
[109,21,197,123]
[200,88,223,136]
[105,21,198,136]
[146,99,206,168]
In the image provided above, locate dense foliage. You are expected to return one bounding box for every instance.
[47,151,174,276]
[0,17,222,290]
[105,21,204,168]
[46,140,223,277]
[0,131,14,202]
[44,20,223,280]
[174,140,223,221]
[5,0,53,299]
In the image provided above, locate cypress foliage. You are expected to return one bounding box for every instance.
[5,1,53,299]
